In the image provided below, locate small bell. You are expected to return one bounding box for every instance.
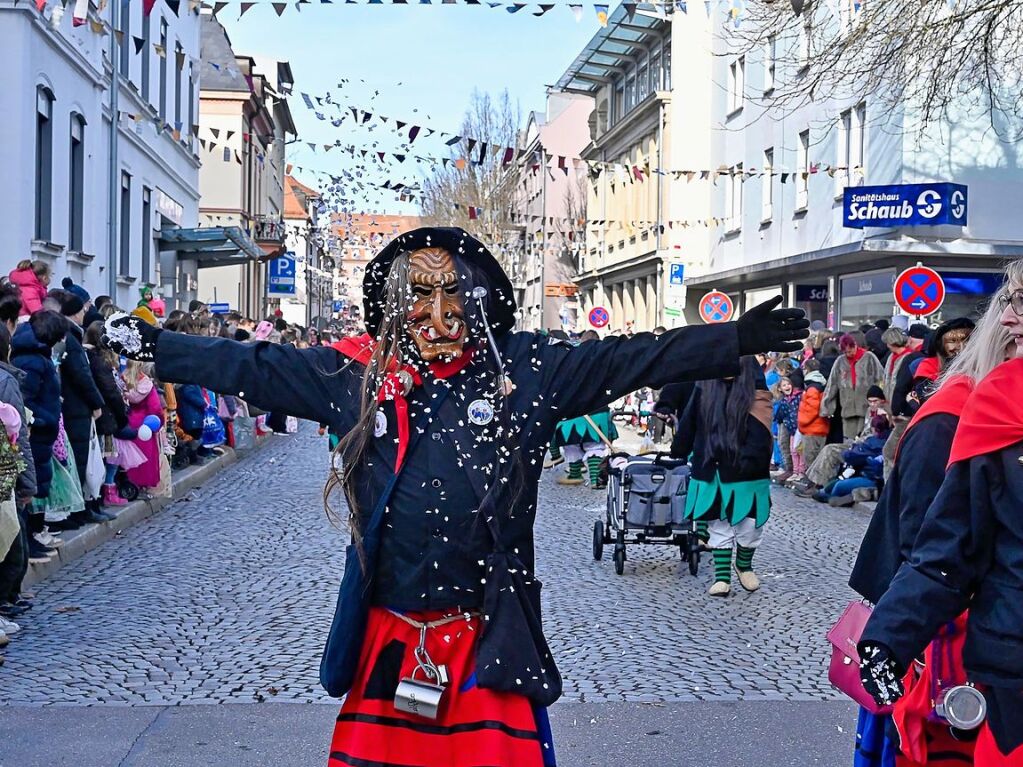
[396,370,414,396]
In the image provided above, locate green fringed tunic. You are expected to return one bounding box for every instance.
[683,472,771,528]
[551,410,618,448]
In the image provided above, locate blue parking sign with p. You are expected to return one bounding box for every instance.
[269,254,297,295]
[669,263,685,286]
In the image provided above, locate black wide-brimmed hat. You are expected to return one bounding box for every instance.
[362,227,517,336]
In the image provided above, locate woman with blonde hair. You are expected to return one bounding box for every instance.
[850,259,1021,767]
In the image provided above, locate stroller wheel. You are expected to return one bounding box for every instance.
[686,532,701,577]
[118,479,139,502]
[592,521,604,561]
[613,544,625,576]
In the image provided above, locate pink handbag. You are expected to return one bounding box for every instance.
[826,600,894,715]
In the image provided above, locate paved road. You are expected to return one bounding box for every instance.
[0,423,866,764]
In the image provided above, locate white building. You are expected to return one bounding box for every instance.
[279,175,332,328]
[0,0,203,311]
[685,3,1023,328]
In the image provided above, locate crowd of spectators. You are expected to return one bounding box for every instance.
[0,259,323,663]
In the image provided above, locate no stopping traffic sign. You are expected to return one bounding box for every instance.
[894,266,945,317]
[699,291,734,324]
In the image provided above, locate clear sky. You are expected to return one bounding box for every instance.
[227,4,605,214]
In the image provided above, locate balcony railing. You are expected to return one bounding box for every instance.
[252,216,286,243]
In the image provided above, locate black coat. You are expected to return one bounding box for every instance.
[862,446,1023,686]
[11,322,61,497]
[654,381,695,421]
[890,351,925,417]
[670,383,773,484]
[86,347,127,437]
[59,323,104,482]
[848,413,958,605]
[154,324,742,611]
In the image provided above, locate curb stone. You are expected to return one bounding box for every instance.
[24,438,269,587]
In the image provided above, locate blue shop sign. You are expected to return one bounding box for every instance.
[843,183,968,228]
[795,285,829,302]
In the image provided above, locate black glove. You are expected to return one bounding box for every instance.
[859,641,905,708]
[103,314,161,362]
[736,296,810,355]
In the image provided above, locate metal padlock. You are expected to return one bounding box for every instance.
[394,666,446,720]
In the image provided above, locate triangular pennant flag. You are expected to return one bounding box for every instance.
[568,3,582,20]
[89,18,106,33]
[239,2,255,15]
[72,0,90,26]
[675,0,686,11]
[408,125,421,142]
[272,2,287,14]
[143,0,157,15]
[176,49,186,70]
[623,2,637,18]
[154,44,166,58]
[594,4,608,26]
[505,3,525,11]
[477,142,487,164]
[532,3,553,14]
[166,0,180,13]
[225,130,235,141]
[212,1,228,15]
[133,35,146,54]
[502,147,514,165]
[446,135,461,146]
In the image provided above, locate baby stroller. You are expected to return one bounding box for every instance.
[593,452,700,576]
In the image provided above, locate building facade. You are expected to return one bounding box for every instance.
[0,0,202,310]
[330,213,426,332]
[195,15,296,319]
[507,92,592,333]
[278,175,332,328]
[685,3,1022,329]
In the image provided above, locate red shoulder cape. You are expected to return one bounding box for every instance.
[947,357,1023,466]
[895,375,973,461]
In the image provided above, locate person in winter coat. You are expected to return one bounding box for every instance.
[860,347,1023,764]
[848,276,1015,767]
[673,357,774,597]
[772,375,802,482]
[0,323,38,617]
[10,311,64,560]
[7,261,50,318]
[820,334,884,440]
[103,227,808,767]
[797,361,830,472]
[123,363,164,490]
[51,291,107,525]
[83,322,132,506]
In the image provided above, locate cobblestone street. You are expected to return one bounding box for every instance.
[0,423,868,709]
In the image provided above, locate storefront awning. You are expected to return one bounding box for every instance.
[158,226,265,267]
[684,237,1023,292]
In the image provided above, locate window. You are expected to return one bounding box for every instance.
[141,187,152,280]
[762,148,774,221]
[174,42,183,126]
[798,16,811,69]
[120,172,132,277]
[664,45,671,90]
[764,35,776,92]
[141,11,151,101]
[726,163,743,230]
[119,0,131,77]
[187,65,195,140]
[613,78,625,123]
[650,47,662,92]
[637,55,650,102]
[728,56,745,114]
[35,87,54,242]
[159,20,168,119]
[69,115,85,252]
[624,72,635,112]
[837,102,866,191]
[797,129,810,210]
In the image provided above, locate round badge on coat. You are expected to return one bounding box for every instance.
[374,410,387,438]
[467,399,495,426]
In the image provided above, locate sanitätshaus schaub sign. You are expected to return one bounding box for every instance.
[843,183,968,229]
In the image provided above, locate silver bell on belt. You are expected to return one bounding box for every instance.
[935,684,987,730]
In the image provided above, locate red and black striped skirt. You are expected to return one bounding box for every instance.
[327,607,556,767]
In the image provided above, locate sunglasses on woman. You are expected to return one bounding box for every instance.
[997,289,1023,316]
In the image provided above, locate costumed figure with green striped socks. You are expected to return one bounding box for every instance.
[671,356,773,597]
[551,331,617,488]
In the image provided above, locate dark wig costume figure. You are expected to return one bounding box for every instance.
[103,227,808,767]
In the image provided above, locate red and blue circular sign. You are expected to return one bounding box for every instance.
[588,306,610,329]
[894,266,945,317]
[699,291,734,324]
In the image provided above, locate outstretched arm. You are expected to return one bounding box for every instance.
[535,298,807,421]
[103,315,352,426]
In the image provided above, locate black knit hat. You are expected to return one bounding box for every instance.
[53,290,84,317]
[866,385,886,400]
[362,227,517,337]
